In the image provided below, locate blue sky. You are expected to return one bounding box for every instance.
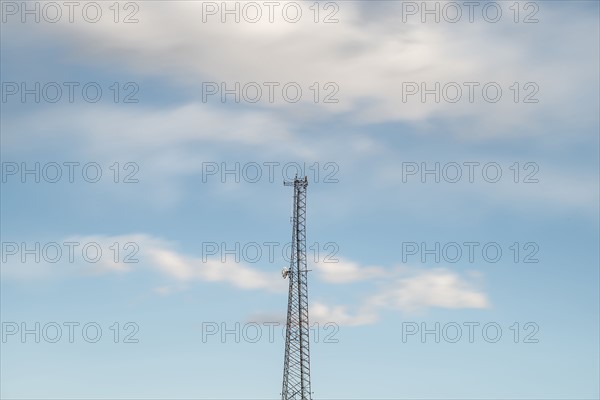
[1,1,599,398]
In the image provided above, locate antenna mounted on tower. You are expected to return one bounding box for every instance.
[281,175,312,400]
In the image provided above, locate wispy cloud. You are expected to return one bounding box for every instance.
[310,301,379,326]
[1,233,489,326]
[0,234,286,293]
[9,1,596,135]
[310,265,489,326]
[368,268,489,313]
[147,245,285,291]
[312,257,388,284]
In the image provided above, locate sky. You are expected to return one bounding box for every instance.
[0,0,599,399]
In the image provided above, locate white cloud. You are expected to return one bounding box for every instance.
[148,248,284,291]
[2,102,325,207]
[0,233,287,293]
[10,1,596,135]
[255,266,489,327]
[375,162,600,215]
[3,2,597,214]
[368,268,489,313]
[3,103,308,157]
[311,257,387,283]
[308,266,489,326]
[310,301,378,326]
[1,233,489,325]
[247,302,378,326]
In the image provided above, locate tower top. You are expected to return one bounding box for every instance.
[283,175,308,187]
[281,173,311,399]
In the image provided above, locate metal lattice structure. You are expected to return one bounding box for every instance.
[281,176,312,400]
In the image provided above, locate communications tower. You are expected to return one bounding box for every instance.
[281,176,312,400]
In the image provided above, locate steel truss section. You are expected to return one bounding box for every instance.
[281,176,312,400]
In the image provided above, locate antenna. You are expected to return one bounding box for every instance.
[281,175,312,400]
